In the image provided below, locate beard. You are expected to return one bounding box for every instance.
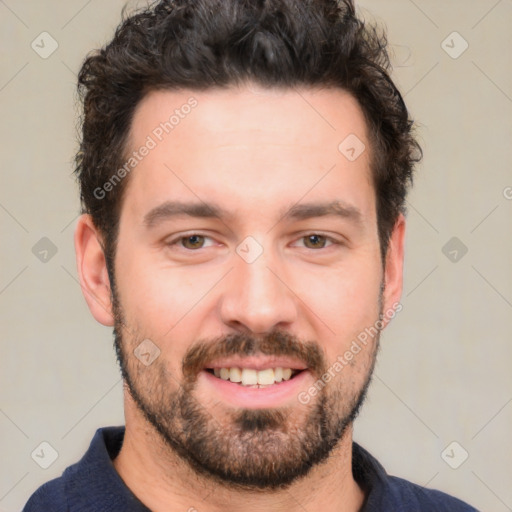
[111,286,382,491]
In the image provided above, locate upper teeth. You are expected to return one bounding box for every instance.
[213,367,295,386]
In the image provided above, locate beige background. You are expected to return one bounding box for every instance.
[1,1,511,511]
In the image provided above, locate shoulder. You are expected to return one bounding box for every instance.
[384,474,480,511]
[352,442,479,511]
[22,426,125,512]
[22,475,69,512]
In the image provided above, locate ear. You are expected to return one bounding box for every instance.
[74,214,115,326]
[381,213,405,328]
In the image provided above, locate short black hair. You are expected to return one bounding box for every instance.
[75,0,422,273]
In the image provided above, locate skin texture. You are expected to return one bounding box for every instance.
[74,84,405,512]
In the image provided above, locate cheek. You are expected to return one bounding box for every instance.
[114,245,223,353]
[112,262,199,380]
[291,259,382,367]
[297,261,381,324]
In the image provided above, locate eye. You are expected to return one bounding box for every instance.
[169,234,216,250]
[296,234,335,249]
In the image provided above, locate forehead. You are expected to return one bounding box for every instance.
[122,85,374,223]
[130,85,369,150]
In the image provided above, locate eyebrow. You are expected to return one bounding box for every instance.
[281,201,362,225]
[143,201,229,228]
[142,199,363,228]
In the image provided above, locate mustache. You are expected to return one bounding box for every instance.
[181,330,327,384]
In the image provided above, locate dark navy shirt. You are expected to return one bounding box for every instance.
[23,426,479,511]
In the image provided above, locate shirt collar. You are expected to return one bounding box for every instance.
[64,426,151,511]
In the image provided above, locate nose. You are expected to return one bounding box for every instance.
[218,247,298,334]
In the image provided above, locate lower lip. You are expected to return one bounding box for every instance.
[199,369,311,409]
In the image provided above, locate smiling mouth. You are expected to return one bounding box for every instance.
[204,367,305,388]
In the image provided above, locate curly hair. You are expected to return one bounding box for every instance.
[75,0,422,272]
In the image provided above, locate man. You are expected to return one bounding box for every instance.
[23,0,478,510]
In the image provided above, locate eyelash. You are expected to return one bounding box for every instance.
[166,233,340,251]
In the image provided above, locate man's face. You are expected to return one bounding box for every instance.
[106,85,398,489]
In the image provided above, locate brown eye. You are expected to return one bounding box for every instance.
[303,234,328,249]
[181,235,205,249]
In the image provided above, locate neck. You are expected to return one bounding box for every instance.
[113,393,365,512]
